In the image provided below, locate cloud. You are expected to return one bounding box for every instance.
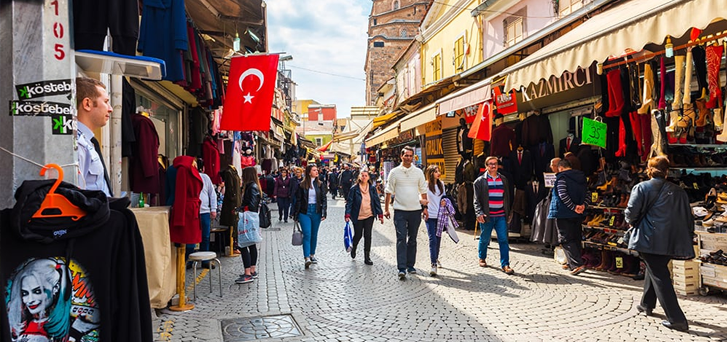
[266,0,370,117]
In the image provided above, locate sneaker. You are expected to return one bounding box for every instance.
[436,259,442,268]
[430,265,437,277]
[305,258,312,269]
[235,275,253,284]
[407,267,417,274]
[310,256,318,264]
[398,270,406,280]
[251,271,258,279]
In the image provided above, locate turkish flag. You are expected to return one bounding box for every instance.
[468,100,493,141]
[220,54,279,131]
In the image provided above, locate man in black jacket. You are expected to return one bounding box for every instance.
[329,168,339,199]
[339,164,354,200]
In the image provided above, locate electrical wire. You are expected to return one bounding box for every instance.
[287,65,366,81]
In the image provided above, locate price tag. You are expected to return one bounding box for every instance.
[615,257,623,269]
[609,216,615,226]
[693,182,699,190]
[591,192,598,203]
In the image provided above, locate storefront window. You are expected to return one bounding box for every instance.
[135,94,180,160]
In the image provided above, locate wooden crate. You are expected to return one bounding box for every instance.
[672,278,699,291]
[675,288,698,296]
[698,232,727,252]
[700,263,727,290]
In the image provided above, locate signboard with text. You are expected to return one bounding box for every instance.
[581,117,607,148]
[425,117,445,178]
[515,64,601,111]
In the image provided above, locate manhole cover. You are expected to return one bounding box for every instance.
[221,315,302,341]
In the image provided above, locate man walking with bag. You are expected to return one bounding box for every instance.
[384,146,428,280]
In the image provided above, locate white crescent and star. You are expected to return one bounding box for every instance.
[238,68,265,104]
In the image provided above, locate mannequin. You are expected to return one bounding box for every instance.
[456,118,473,154]
[490,114,515,157]
[455,152,476,230]
[558,132,581,157]
[507,145,533,190]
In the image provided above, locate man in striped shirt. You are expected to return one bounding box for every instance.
[473,156,515,275]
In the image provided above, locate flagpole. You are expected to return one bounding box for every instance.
[227,51,288,59]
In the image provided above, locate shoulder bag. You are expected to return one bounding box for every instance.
[291,221,303,246]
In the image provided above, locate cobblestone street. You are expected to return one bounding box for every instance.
[155,198,727,342]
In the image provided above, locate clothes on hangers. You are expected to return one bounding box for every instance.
[0,180,153,342]
[130,113,161,194]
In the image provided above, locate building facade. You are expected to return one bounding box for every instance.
[364,0,433,105]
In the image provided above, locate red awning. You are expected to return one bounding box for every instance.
[317,140,333,152]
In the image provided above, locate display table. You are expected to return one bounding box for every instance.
[131,206,176,309]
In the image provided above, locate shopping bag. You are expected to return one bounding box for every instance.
[259,201,272,228]
[291,221,303,246]
[237,211,262,248]
[343,221,353,252]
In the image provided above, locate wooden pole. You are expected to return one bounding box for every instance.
[168,245,194,311]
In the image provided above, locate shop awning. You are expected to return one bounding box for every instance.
[501,0,724,91]
[372,111,398,129]
[299,137,316,149]
[400,103,437,131]
[436,78,492,115]
[366,114,410,148]
[317,140,333,152]
[332,130,361,142]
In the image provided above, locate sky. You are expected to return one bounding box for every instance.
[266,0,371,118]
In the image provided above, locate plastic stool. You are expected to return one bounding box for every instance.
[189,251,222,300]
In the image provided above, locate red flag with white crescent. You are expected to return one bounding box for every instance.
[220,54,279,131]
[468,100,493,141]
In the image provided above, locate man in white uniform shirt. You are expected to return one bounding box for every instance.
[76,77,113,196]
[384,146,428,280]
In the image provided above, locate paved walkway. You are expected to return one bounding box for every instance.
[154,198,727,342]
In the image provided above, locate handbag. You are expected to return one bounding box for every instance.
[291,221,303,246]
[237,211,263,248]
[623,183,666,244]
[259,201,272,228]
[343,221,353,252]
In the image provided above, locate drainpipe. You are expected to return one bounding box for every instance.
[109,74,123,196]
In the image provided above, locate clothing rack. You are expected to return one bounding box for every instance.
[603,30,727,71]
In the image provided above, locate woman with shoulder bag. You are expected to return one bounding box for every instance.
[292,164,328,269]
[625,156,695,332]
[235,167,262,284]
[345,169,383,265]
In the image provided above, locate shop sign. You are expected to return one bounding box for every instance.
[51,114,73,135]
[516,65,600,110]
[425,117,445,178]
[544,173,556,188]
[10,100,73,116]
[451,104,480,123]
[389,129,414,146]
[581,117,607,148]
[493,86,518,115]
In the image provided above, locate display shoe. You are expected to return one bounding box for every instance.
[715,108,723,132]
[695,99,709,128]
[665,110,680,133]
[717,114,727,142]
[587,214,604,227]
[585,252,601,268]
[596,177,613,191]
[617,194,628,208]
[596,251,612,271]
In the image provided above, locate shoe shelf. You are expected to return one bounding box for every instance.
[583,241,638,256]
[590,206,626,210]
[669,167,727,171]
[583,225,625,235]
[670,144,727,149]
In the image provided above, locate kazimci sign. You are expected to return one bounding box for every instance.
[516,64,601,110]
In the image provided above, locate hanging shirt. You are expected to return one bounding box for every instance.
[76,121,111,197]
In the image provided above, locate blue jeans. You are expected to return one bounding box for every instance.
[478,216,510,268]
[425,218,441,265]
[277,196,291,220]
[187,213,211,264]
[298,204,321,258]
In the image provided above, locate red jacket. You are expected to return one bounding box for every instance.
[130,114,160,193]
[203,138,221,184]
[170,156,202,244]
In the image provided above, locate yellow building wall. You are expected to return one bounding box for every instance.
[421,0,481,86]
[305,134,332,147]
[293,99,318,120]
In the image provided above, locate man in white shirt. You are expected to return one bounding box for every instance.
[76,77,113,196]
[384,146,428,280]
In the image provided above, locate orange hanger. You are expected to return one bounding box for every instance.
[32,164,86,221]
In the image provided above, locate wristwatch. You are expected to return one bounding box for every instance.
[421,205,427,210]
